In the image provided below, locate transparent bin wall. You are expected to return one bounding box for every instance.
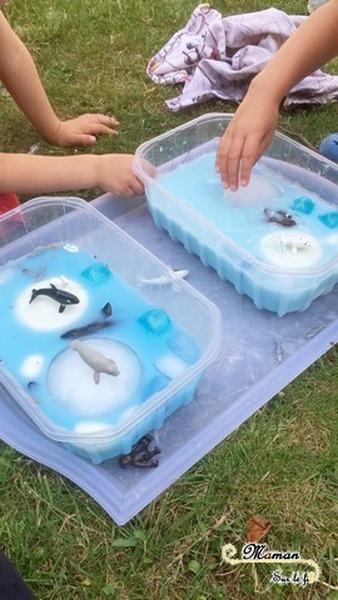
[0,197,102,263]
[265,134,338,193]
[0,196,222,461]
[0,196,219,361]
[135,113,338,197]
[138,114,228,168]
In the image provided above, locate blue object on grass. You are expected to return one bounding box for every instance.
[319,133,338,163]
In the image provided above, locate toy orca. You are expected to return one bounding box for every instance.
[29,283,80,313]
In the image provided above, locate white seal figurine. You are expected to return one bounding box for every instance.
[70,339,120,384]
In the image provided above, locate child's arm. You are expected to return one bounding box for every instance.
[0,11,118,147]
[0,153,144,196]
[216,0,338,191]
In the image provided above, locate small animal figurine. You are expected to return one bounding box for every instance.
[29,283,80,313]
[119,434,161,469]
[139,268,189,286]
[61,320,111,339]
[274,339,283,363]
[264,208,296,227]
[101,302,113,317]
[279,234,312,254]
[70,339,119,384]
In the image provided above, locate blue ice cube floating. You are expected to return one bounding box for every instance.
[290,196,315,215]
[318,212,338,229]
[81,262,112,284]
[138,308,171,334]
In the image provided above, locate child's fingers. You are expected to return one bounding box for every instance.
[69,129,116,146]
[239,131,275,187]
[85,114,120,127]
[237,136,261,188]
[74,114,120,135]
[78,115,119,136]
[130,177,145,196]
[112,179,144,197]
[216,134,245,191]
[84,123,118,137]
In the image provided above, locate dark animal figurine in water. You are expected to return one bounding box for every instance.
[119,434,161,469]
[29,283,80,313]
[61,320,111,339]
[264,208,296,227]
[101,302,113,317]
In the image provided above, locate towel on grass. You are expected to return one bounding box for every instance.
[147,4,338,111]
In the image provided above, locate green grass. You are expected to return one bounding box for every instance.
[1,1,338,598]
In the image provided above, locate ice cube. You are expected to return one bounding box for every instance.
[167,331,200,363]
[141,374,170,400]
[155,354,187,378]
[80,262,112,284]
[318,212,338,229]
[290,196,315,215]
[21,354,44,378]
[138,308,171,334]
[225,173,283,205]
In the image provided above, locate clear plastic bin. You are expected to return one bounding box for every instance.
[134,113,338,316]
[0,196,221,463]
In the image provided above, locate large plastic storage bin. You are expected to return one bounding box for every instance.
[0,197,221,463]
[134,113,338,316]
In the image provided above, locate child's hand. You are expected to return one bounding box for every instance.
[50,113,119,147]
[215,98,279,191]
[98,154,145,196]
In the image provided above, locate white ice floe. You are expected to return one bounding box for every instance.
[260,231,321,268]
[15,276,88,331]
[48,338,142,415]
[225,173,283,206]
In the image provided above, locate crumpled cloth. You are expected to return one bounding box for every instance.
[147,4,338,111]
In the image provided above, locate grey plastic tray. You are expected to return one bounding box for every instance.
[0,193,337,525]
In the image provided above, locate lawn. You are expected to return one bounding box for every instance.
[0,1,338,599]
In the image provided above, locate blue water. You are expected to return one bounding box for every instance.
[157,152,338,268]
[0,245,200,433]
